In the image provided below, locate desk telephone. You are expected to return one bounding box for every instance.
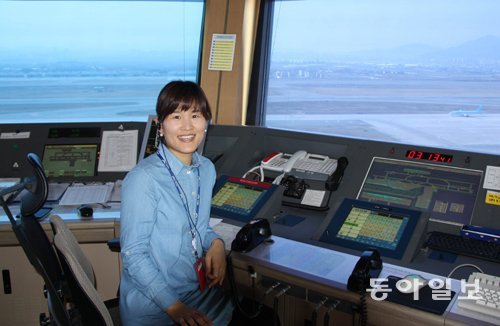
[261,150,338,176]
[347,249,383,292]
[261,150,348,196]
[231,218,272,253]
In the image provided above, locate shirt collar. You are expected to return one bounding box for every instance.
[158,143,200,175]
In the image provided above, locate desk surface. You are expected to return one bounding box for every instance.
[1,205,498,325]
[230,235,499,326]
[0,203,120,246]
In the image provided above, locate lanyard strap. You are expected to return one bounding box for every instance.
[157,150,201,259]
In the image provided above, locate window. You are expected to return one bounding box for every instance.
[0,0,204,123]
[261,0,500,155]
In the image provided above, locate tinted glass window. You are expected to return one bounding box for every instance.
[265,0,500,155]
[0,1,204,123]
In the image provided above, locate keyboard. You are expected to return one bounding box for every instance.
[424,231,500,263]
[458,272,500,319]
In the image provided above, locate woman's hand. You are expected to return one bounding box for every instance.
[166,300,212,326]
[204,238,226,288]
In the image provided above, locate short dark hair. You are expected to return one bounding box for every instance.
[156,80,212,123]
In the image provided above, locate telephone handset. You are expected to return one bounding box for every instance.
[325,156,348,191]
[231,218,272,253]
[347,249,383,292]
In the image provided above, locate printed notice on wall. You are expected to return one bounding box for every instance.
[208,34,236,71]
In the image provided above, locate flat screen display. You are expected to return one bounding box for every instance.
[139,115,161,160]
[211,175,277,222]
[42,144,98,178]
[319,198,421,259]
[357,157,482,225]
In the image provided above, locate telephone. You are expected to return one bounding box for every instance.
[280,175,309,198]
[347,249,383,292]
[261,150,307,173]
[261,150,337,176]
[231,218,272,253]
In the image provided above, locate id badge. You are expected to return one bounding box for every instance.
[195,257,207,292]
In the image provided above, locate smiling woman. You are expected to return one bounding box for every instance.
[156,81,212,165]
[119,80,234,325]
[0,0,205,123]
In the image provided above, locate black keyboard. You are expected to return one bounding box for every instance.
[424,231,500,263]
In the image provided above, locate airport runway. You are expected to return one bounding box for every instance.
[267,113,500,155]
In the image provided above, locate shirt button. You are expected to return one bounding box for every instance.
[192,192,196,196]
[186,170,191,174]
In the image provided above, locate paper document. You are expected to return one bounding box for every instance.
[109,179,123,202]
[59,183,114,205]
[301,189,326,207]
[212,221,241,251]
[98,130,138,172]
[47,183,70,201]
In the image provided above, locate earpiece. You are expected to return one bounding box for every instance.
[158,121,163,137]
[204,129,207,133]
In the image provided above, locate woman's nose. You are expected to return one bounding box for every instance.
[180,116,193,129]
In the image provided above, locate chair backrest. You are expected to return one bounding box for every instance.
[2,175,73,324]
[2,153,75,325]
[8,213,73,326]
[50,215,96,286]
[50,215,114,326]
[20,152,49,216]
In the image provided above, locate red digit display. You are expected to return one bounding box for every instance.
[405,150,453,163]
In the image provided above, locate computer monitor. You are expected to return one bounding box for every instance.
[139,114,160,160]
[357,157,482,225]
[319,198,423,260]
[42,144,98,178]
[211,175,280,222]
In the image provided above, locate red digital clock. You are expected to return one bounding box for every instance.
[405,150,453,163]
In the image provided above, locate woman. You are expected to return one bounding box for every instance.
[120,81,233,325]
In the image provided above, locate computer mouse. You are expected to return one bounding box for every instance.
[77,204,93,218]
[398,274,428,294]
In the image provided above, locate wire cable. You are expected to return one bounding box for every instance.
[226,253,263,319]
[242,165,261,180]
[273,285,290,326]
[358,278,367,326]
[447,263,484,278]
[324,300,340,326]
[323,309,330,326]
[311,296,328,326]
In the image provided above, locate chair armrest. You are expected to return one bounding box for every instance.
[107,238,121,253]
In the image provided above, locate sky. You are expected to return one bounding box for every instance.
[272,0,500,54]
[0,1,203,60]
[1,0,499,61]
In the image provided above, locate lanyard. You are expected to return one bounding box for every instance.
[157,150,201,259]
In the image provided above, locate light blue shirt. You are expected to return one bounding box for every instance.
[120,144,219,319]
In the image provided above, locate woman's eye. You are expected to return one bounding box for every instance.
[192,113,200,119]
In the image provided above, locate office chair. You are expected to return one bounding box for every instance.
[50,214,120,326]
[0,153,73,325]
